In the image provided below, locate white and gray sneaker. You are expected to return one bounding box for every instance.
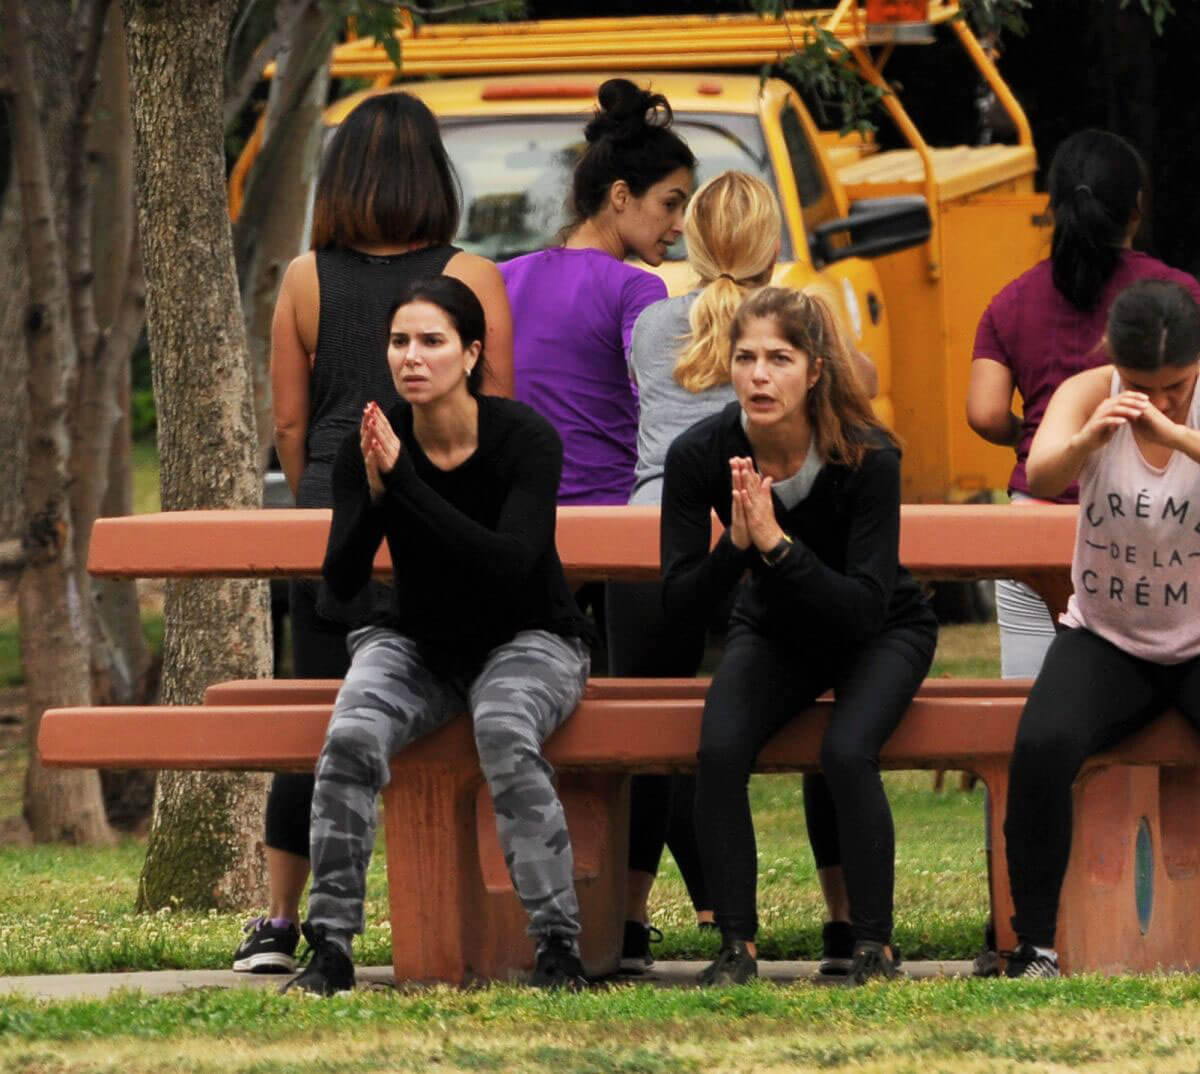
[1004,942,1060,979]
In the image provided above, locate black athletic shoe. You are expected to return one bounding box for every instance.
[697,939,757,986]
[530,934,587,990]
[816,921,855,978]
[1004,942,1060,979]
[847,940,903,985]
[619,920,663,972]
[280,922,355,996]
[232,916,300,974]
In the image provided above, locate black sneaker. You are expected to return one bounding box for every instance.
[847,940,903,985]
[530,934,587,990]
[280,922,355,996]
[232,916,300,974]
[697,939,757,986]
[1004,942,1060,979]
[816,921,855,978]
[619,921,663,972]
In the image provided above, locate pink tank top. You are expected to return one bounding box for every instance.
[1061,371,1200,663]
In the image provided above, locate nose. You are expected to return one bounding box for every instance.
[403,340,421,366]
[752,357,770,382]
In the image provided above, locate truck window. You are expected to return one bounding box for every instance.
[779,103,840,240]
[437,113,792,262]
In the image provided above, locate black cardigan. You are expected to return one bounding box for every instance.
[323,396,589,673]
[661,402,932,646]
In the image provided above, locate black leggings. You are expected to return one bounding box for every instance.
[606,581,710,911]
[696,616,936,944]
[1005,627,1200,947]
[263,580,351,857]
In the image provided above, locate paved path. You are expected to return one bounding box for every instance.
[0,960,975,1000]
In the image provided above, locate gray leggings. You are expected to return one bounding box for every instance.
[307,626,590,953]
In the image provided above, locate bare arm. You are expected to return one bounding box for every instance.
[1026,365,1135,498]
[270,254,317,498]
[445,251,514,398]
[967,357,1021,446]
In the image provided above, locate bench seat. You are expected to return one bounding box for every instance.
[39,690,1200,981]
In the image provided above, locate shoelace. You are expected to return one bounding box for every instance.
[241,915,267,935]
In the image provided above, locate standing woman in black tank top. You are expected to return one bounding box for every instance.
[232,92,514,974]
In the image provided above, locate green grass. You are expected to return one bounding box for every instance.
[3,978,1200,1071]
[0,769,987,977]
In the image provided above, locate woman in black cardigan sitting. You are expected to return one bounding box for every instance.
[661,287,937,985]
[283,276,591,996]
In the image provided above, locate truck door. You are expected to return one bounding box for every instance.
[766,91,896,427]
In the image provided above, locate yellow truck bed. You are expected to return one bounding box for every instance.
[839,143,1036,201]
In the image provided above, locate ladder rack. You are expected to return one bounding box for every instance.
[316,4,962,81]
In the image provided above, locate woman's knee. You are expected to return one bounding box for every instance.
[819,731,877,783]
[316,717,390,792]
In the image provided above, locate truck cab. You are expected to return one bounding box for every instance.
[232,3,1049,501]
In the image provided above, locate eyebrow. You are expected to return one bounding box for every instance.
[667,188,688,198]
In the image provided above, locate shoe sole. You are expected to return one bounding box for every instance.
[233,952,298,974]
[816,957,854,978]
[618,956,654,973]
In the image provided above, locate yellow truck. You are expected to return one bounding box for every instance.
[232,2,1049,502]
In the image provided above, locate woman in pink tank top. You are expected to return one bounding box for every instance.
[1003,279,1200,978]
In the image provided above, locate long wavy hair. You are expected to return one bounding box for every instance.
[674,171,781,393]
[730,287,896,467]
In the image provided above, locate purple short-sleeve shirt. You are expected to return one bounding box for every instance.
[973,250,1200,503]
[500,247,667,505]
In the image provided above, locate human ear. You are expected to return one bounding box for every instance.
[610,179,631,213]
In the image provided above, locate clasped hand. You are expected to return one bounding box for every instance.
[1073,391,1181,455]
[361,401,402,501]
[729,457,785,554]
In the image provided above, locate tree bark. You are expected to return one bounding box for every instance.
[3,0,115,845]
[235,0,333,471]
[124,0,272,910]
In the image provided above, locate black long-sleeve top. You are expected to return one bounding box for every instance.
[661,402,932,647]
[323,396,590,675]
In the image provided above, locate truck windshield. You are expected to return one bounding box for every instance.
[440,113,785,263]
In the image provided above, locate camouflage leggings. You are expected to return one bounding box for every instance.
[307,626,590,953]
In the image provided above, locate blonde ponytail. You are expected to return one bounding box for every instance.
[673,171,781,393]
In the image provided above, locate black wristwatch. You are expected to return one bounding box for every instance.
[761,533,794,568]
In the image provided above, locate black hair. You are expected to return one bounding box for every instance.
[1048,129,1146,312]
[568,78,696,225]
[1106,280,1200,371]
[311,92,460,250]
[386,276,489,395]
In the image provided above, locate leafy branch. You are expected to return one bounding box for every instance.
[774,20,888,136]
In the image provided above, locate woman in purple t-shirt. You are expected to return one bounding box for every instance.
[500,78,695,506]
[969,130,1200,681]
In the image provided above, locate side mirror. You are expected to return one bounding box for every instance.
[810,195,932,267]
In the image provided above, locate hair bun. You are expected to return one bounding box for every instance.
[585,78,674,144]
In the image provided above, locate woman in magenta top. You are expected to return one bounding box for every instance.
[500,79,695,505]
[1003,279,1200,978]
[967,131,1200,682]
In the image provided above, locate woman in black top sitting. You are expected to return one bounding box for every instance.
[662,286,937,985]
[282,276,591,996]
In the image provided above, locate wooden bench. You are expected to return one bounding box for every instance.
[38,505,1200,980]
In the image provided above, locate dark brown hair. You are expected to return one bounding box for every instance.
[1106,279,1200,372]
[311,92,459,251]
[730,287,897,467]
[569,78,695,227]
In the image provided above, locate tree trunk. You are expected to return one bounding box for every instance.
[235,0,333,471]
[124,0,272,911]
[89,6,157,830]
[3,0,115,845]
